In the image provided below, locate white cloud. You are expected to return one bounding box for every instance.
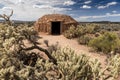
[84,1,91,4]
[79,15,105,19]
[98,2,117,9]
[81,5,91,9]
[106,13,111,16]
[0,6,13,15]
[1,6,12,10]
[33,5,52,9]
[0,0,73,20]
[98,6,105,9]
[63,1,75,6]
[33,4,72,11]
[79,13,120,20]
[112,10,117,13]
[108,2,117,5]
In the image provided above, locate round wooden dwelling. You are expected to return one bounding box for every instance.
[34,14,78,35]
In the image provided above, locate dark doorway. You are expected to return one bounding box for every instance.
[51,22,61,35]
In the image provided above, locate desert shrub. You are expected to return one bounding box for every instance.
[52,47,93,80]
[78,34,93,45]
[52,47,120,80]
[66,23,120,38]
[75,25,86,36]
[84,24,96,34]
[75,24,97,36]
[89,32,120,54]
[63,25,76,39]
[64,23,106,38]
[0,23,120,80]
[94,23,120,32]
[64,24,96,39]
[1,46,120,80]
[117,31,120,39]
[106,54,120,79]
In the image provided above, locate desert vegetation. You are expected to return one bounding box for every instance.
[0,22,119,80]
[64,23,120,55]
[89,32,120,54]
[0,11,120,79]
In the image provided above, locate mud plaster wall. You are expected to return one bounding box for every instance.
[34,14,78,34]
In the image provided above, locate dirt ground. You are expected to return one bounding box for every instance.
[38,33,107,67]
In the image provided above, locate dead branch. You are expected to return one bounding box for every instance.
[0,10,13,25]
[17,30,57,65]
[19,44,57,65]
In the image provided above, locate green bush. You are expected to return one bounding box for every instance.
[89,32,120,54]
[75,25,86,37]
[64,23,120,39]
[64,24,96,39]
[78,34,93,45]
[63,26,76,39]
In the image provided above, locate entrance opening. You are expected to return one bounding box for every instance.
[51,22,61,35]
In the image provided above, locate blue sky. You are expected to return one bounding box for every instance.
[0,0,120,21]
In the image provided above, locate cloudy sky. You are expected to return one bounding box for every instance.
[0,0,120,21]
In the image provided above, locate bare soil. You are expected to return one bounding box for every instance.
[38,32,107,67]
